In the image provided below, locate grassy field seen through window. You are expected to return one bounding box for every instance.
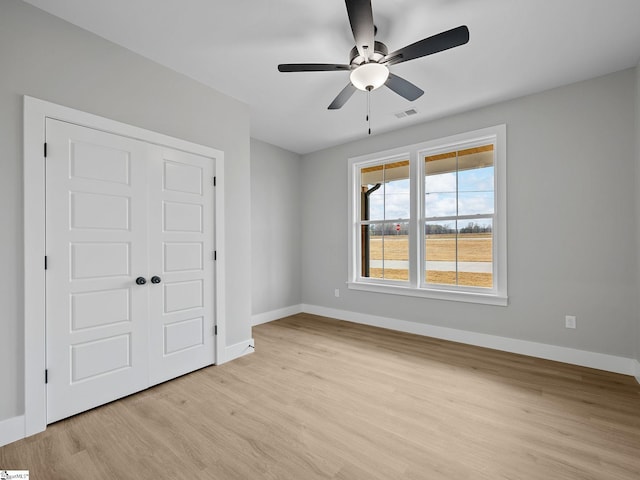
[367,233,493,287]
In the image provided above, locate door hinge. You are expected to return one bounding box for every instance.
[45,369,48,384]
[44,142,47,158]
[44,256,48,270]
[214,325,218,336]
[212,176,216,187]
[212,250,217,261]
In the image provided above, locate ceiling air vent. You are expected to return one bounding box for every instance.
[394,109,418,119]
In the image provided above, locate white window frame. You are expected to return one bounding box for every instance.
[347,125,507,306]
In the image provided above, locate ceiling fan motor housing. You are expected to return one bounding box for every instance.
[349,41,388,66]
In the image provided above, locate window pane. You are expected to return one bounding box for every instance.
[424,219,493,288]
[360,160,409,221]
[458,190,493,216]
[385,177,410,220]
[368,186,385,221]
[365,222,409,281]
[425,156,456,217]
[425,145,495,218]
[425,189,457,218]
[360,224,378,278]
[457,219,493,288]
[425,221,457,285]
[458,147,494,216]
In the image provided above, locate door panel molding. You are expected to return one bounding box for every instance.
[24,96,226,438]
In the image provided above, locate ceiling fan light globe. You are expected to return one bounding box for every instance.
[350,63,389,91]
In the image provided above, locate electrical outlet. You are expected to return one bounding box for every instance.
[565,315,577,329]
[334,289,340,298]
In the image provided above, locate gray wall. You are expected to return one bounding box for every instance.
[250,139,302,315]
[0,0,252,422]
[301,68,638,359]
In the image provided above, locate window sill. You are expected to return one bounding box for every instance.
[346,281,508,306]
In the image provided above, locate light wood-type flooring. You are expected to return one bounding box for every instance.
[2,313,640,479]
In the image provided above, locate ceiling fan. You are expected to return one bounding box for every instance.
[278,0,470,110]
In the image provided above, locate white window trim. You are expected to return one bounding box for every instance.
[347,125,507,306]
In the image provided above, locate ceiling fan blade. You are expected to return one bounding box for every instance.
[384,25,469,66]
[385,73,424,101]
[345,0,375,59]
[278,63,351,72]
[328,83,357,110]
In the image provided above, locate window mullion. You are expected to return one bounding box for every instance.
[455,150,459,286]
[409,151,419,287]
[381,166,385,279]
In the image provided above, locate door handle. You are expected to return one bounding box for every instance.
[135,277,147,285]
[150,276,162,284]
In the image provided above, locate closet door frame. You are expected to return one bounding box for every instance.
[23,96,226,437]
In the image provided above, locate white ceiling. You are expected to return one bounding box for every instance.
[23,0,640,154]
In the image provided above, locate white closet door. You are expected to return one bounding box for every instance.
[45,120,217,423]
[45,119,150,423]
[147,147,215,385]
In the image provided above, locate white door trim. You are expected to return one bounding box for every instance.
[23,96,226,437]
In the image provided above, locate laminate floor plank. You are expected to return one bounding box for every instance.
[2,313,639,479]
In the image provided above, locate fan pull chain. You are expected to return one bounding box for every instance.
[366,86,372,135]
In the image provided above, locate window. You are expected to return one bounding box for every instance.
[423,144,494,288]
[348,125,507,305]
[359,158,411,281]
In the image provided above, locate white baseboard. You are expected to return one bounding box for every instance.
[0,415,25,447]
[220,338,255,364]
[301,304,637,377]
[252,304,303,326]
